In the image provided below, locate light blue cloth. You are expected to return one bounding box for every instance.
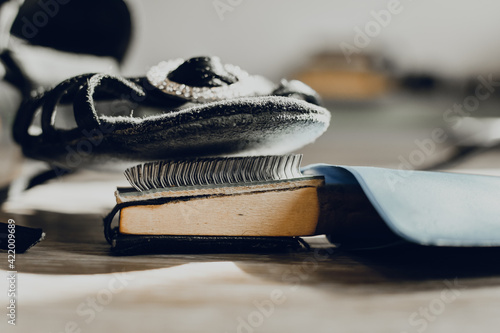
[302,164,500,247]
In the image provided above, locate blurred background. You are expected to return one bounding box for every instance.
[2,0,500,202]
[124,1,500,81]
[120,0,500,170]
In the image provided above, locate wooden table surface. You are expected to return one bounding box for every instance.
[1,210,500,333]
[1,96,500,333]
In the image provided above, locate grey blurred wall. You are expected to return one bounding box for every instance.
[123,0,500,80]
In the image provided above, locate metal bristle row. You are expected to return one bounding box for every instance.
[124,154,304,192]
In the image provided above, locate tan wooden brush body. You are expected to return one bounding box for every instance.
[117,177,324,237]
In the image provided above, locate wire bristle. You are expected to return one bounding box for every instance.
[124,155,304,192]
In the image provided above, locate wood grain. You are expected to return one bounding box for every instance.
[119,185,321,236]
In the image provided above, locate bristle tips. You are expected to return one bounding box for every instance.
[124,154,304,192]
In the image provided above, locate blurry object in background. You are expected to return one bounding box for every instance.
[397,72,467,96]
[0,0,19,51]
[10,0,131,63]
[0,82,22,195]
[399,72,439,93]
[4,0,132,94]
[0,220,44,252]
[464,75,500,101]
[449,117,500,148]
[0,0,23,197]
[425,117,500,171]
[294,51,393,100]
